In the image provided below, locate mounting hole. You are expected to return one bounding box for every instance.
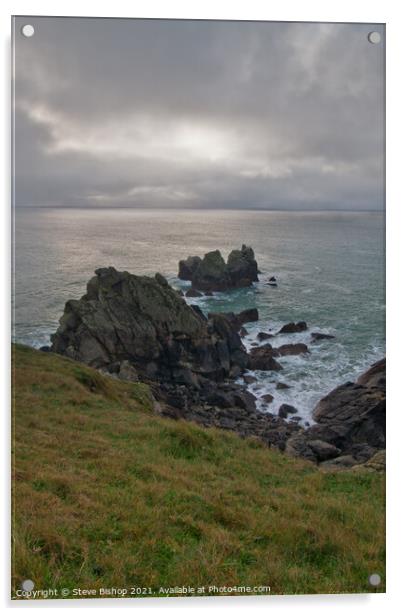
[368,573,381,586]
[21,579,35,591]
[368,31,381,44]
[21,24,35,38]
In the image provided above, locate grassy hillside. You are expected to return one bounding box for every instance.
[12,344,385,598]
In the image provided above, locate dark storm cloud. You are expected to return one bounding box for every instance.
[13,17,385,209]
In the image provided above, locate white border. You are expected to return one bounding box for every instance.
[2,1,401,614]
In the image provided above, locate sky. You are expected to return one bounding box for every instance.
[13,17,385,210]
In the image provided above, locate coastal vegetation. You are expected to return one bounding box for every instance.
[12,344,385,597]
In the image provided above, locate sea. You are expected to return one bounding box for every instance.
[13,207,385,424]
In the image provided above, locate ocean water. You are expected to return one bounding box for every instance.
[13,207,385,423]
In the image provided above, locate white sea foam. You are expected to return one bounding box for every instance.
[237,317,382,424]
[172,273,385,424]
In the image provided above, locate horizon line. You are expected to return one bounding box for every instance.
[14,205,384,213]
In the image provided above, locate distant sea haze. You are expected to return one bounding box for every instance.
[13,208,385,422]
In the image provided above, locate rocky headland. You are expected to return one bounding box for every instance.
[47,257,385,471]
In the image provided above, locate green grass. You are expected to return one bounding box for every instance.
[11,344,385,598]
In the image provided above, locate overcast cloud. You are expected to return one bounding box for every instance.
[13,17,385,209]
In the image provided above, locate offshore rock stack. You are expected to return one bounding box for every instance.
[178,244,259,292]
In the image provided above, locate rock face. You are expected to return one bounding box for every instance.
[285,359,385,465]
[50,267,249,387]
[178,245,259,292]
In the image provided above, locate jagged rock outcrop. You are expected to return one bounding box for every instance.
[278,321,308,334]
[207,308,259,332]
[50,267,249,387]
[285,359,385,465]
[185,288,203,298]
[178,245,259,292]
[248,347,283,371]
[159,385,303,451]
[276,343,309,357]
[278,404,298,419]
[311,332,335,341]
[247,342,308,371]
[257,331,273,341]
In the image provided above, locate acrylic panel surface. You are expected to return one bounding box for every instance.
[12,16,385,600]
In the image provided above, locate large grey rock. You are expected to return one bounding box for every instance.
[50,267,248,386]
[285,434,318,462]
[232,390,258,413]
[286,437,344,465]
[208,308,259,332]
[284,359,386,465]
[185,288,203,298]
[278,321,307,334]
[236,308,259,325]
[248,346,283,371]
[319,455,357,470]
[312,378,385,451]
[257,332,273,341]
[276,343,309,357]
[352,449,386,472]
[356,358,386,390]
[278,404,298,418]
[311,332,335,342]
[261,393,274,404]
[308,440,341,461]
